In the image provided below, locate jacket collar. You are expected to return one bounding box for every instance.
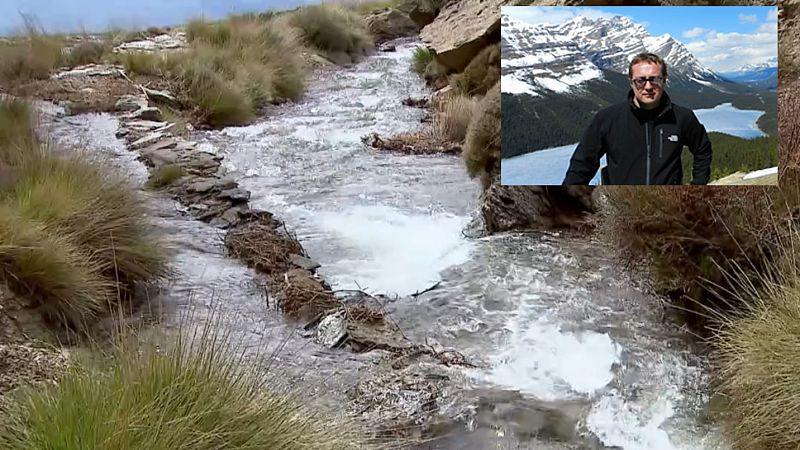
[628,89,673,117]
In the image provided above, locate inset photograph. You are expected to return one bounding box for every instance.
[500,6,778,186]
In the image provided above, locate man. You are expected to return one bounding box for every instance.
[562,52,712,185]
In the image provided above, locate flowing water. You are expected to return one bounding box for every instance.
[43,39,726,450]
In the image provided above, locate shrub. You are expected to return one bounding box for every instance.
[289,4,373,62]
[147,164,184,188]
[0,323,363,449]
[463,82,500,185]
[450,44,499,96]
[431,94,479,144]
[0,98,168,327]
[186,20,233,46]
[114,51,163,76]
[64,40,108,67]
[598,181,800,332]
[411,46,433,75]
[0,33,64,82]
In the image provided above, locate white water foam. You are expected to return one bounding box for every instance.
[309,204,473,296]
[484,316,620,401]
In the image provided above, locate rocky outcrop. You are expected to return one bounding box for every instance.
[420,0,509,72]
[366,9,419,43]
[481,178,597,232]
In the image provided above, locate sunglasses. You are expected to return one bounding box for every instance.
[631,76,665,89]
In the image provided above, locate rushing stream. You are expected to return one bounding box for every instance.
[43,39,725,450]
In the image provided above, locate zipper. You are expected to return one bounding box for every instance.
[646,122,651,185]
[659,128,663,159]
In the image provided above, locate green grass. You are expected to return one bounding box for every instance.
[411,46,433,75]
[114,51,163,76]
[0,98,168,328]
[288,4,373,63]
[147,164,184,188]
[0,322,364,449]
[63,39,109,67]
[0,32,64,83]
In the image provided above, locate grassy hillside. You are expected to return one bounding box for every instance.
[681,132,777,184]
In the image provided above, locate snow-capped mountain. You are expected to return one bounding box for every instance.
[501,14,603,96]
[721,57,777,90]
[501,14,725,96]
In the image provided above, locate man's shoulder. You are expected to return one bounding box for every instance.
[595,100,629,118]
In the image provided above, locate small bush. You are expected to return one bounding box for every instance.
[186,20,233,46]
[450,44,499,96]
[0,324,363,449]
[147,164,184,188]
[463,82,500,185]
[289,4,373,62]
[114,51,163,76]
[598,182,800,332]
[431,94,479,144]
[0,33,64,83]
[411,46,433,75]
[64,40,108,67]
[0,99,168,327]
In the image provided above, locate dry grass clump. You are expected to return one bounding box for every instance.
[63,39,109,67]
[146,164,184,188]
[0,321,364,449]
[449,44,499,97]
[430,93,479,144]
[224,212,304,274]
[463,82,500,185]
[599,182,800,331]
[711,229,800,449]
[287,4,373,63]
[0,32,64,83]
[779,80,800,170]
[114,51,164,77]
[0,98,168,328]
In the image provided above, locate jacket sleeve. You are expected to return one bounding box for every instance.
[685,111,712,185]
[563,112,604,185]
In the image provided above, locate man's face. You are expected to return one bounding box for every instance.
[630,62,665,110]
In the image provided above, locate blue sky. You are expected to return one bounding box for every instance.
[0,0,321,36]
[503,6,777,72]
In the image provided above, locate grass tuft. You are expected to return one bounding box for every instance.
[288,4,373,63]
[463,82,501,184]
[430,94,479,144]
[147,164,184,188]
[411,46,433,75]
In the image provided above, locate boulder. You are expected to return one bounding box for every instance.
[480,180,596,232]
[405,0,439,29]
[187,179,218,193]
[115,95,148,112]
[420,0,508,72]
[315,311,348,348]
[366,9,419,43]
[218,188,250,203]
[289,254,322,271]
[127,107,163,122]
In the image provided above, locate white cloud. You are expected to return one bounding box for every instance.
[501,5,618,27]
[738,13,757,23]
[683,27,708,38]
[684,28,777,72]
[767,8,778,22]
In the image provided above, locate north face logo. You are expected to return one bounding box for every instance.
[667,135,678,142]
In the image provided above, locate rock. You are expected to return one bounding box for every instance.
[214,176,237,191]
[366,9,419,43]
[402,97,428,108]
[481,182,596,233]
[407,0,438,29]
[186,153,221,170]
[420,0,507,72]
[289,254,321,271]
[126,120,169,131]
[140,138,178,155]
[143,87,179,107]
[115,95,148,112]
[174,141,197,152]
[314,311,348,348]
[218,188,250,203]
[127,107,163,122]
[378,43,396,52]
[220,205,248,225]
[188,179,218,193]
[53,64,121,79]
[146,149,178,167]
[209,218,230,229]
[130,131,167,150]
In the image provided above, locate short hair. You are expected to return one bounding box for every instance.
[628,52,667,78]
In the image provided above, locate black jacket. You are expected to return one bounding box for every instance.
[562,91,712,185]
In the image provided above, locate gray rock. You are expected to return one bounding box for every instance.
[129,107,163,122]
[147,149,178,167]
[188,203,210,211]
[143,87,179,107]
[209,218,229,229]
[115,95,148,112]
[140,138,178,155]
[214,176,237,191]
[174,142,197,152]
[126,120,169,131]
[188,179,217,193]
[220,205,248,225]
[218,188,250,203]
[289,254,321,271]
[314,311,348,348]
[130,131,167,150]
[214,165,228,178]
